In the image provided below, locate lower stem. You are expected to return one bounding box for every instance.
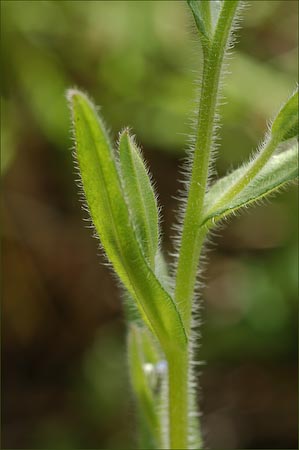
[168,348,189,450]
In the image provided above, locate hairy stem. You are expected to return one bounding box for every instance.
[175,0,240,332]
[167,3,240,450]
[167,348,189,450]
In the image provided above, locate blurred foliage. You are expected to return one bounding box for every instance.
[1,1,298,449]
[2,0,297,158]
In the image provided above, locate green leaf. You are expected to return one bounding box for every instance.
[203,145,298,226]
[67,89,187,351]
[119,130,159,268]
[187,0,211,42]
[271,88,298,142]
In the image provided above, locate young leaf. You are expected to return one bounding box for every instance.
[119,130,159,268]
[271,88,298,142]
[202,145,298,226]
[67,89,187,352]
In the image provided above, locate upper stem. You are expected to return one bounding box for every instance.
[175,0,240,333]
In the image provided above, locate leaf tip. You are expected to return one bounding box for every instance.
[66,88,97,115]
[66,87,83,105]
[118,127,138,155]
[118,126,131,141]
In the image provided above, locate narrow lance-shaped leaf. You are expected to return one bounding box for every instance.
[119,130,159,269]
[271,88,298,142]
[202,145,298,226]
[67,89,187,352]
[118,131,170,326]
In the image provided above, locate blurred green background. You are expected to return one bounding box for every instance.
[1,1,298,449]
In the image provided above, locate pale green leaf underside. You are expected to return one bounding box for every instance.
[203,145,298,226]
[119,131,159,269]
[68,89,187,351]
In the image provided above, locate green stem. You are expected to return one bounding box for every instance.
[167,4,240,449]
[206,135,280,217]
[167,348,189,450]
[175,0,240,332]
